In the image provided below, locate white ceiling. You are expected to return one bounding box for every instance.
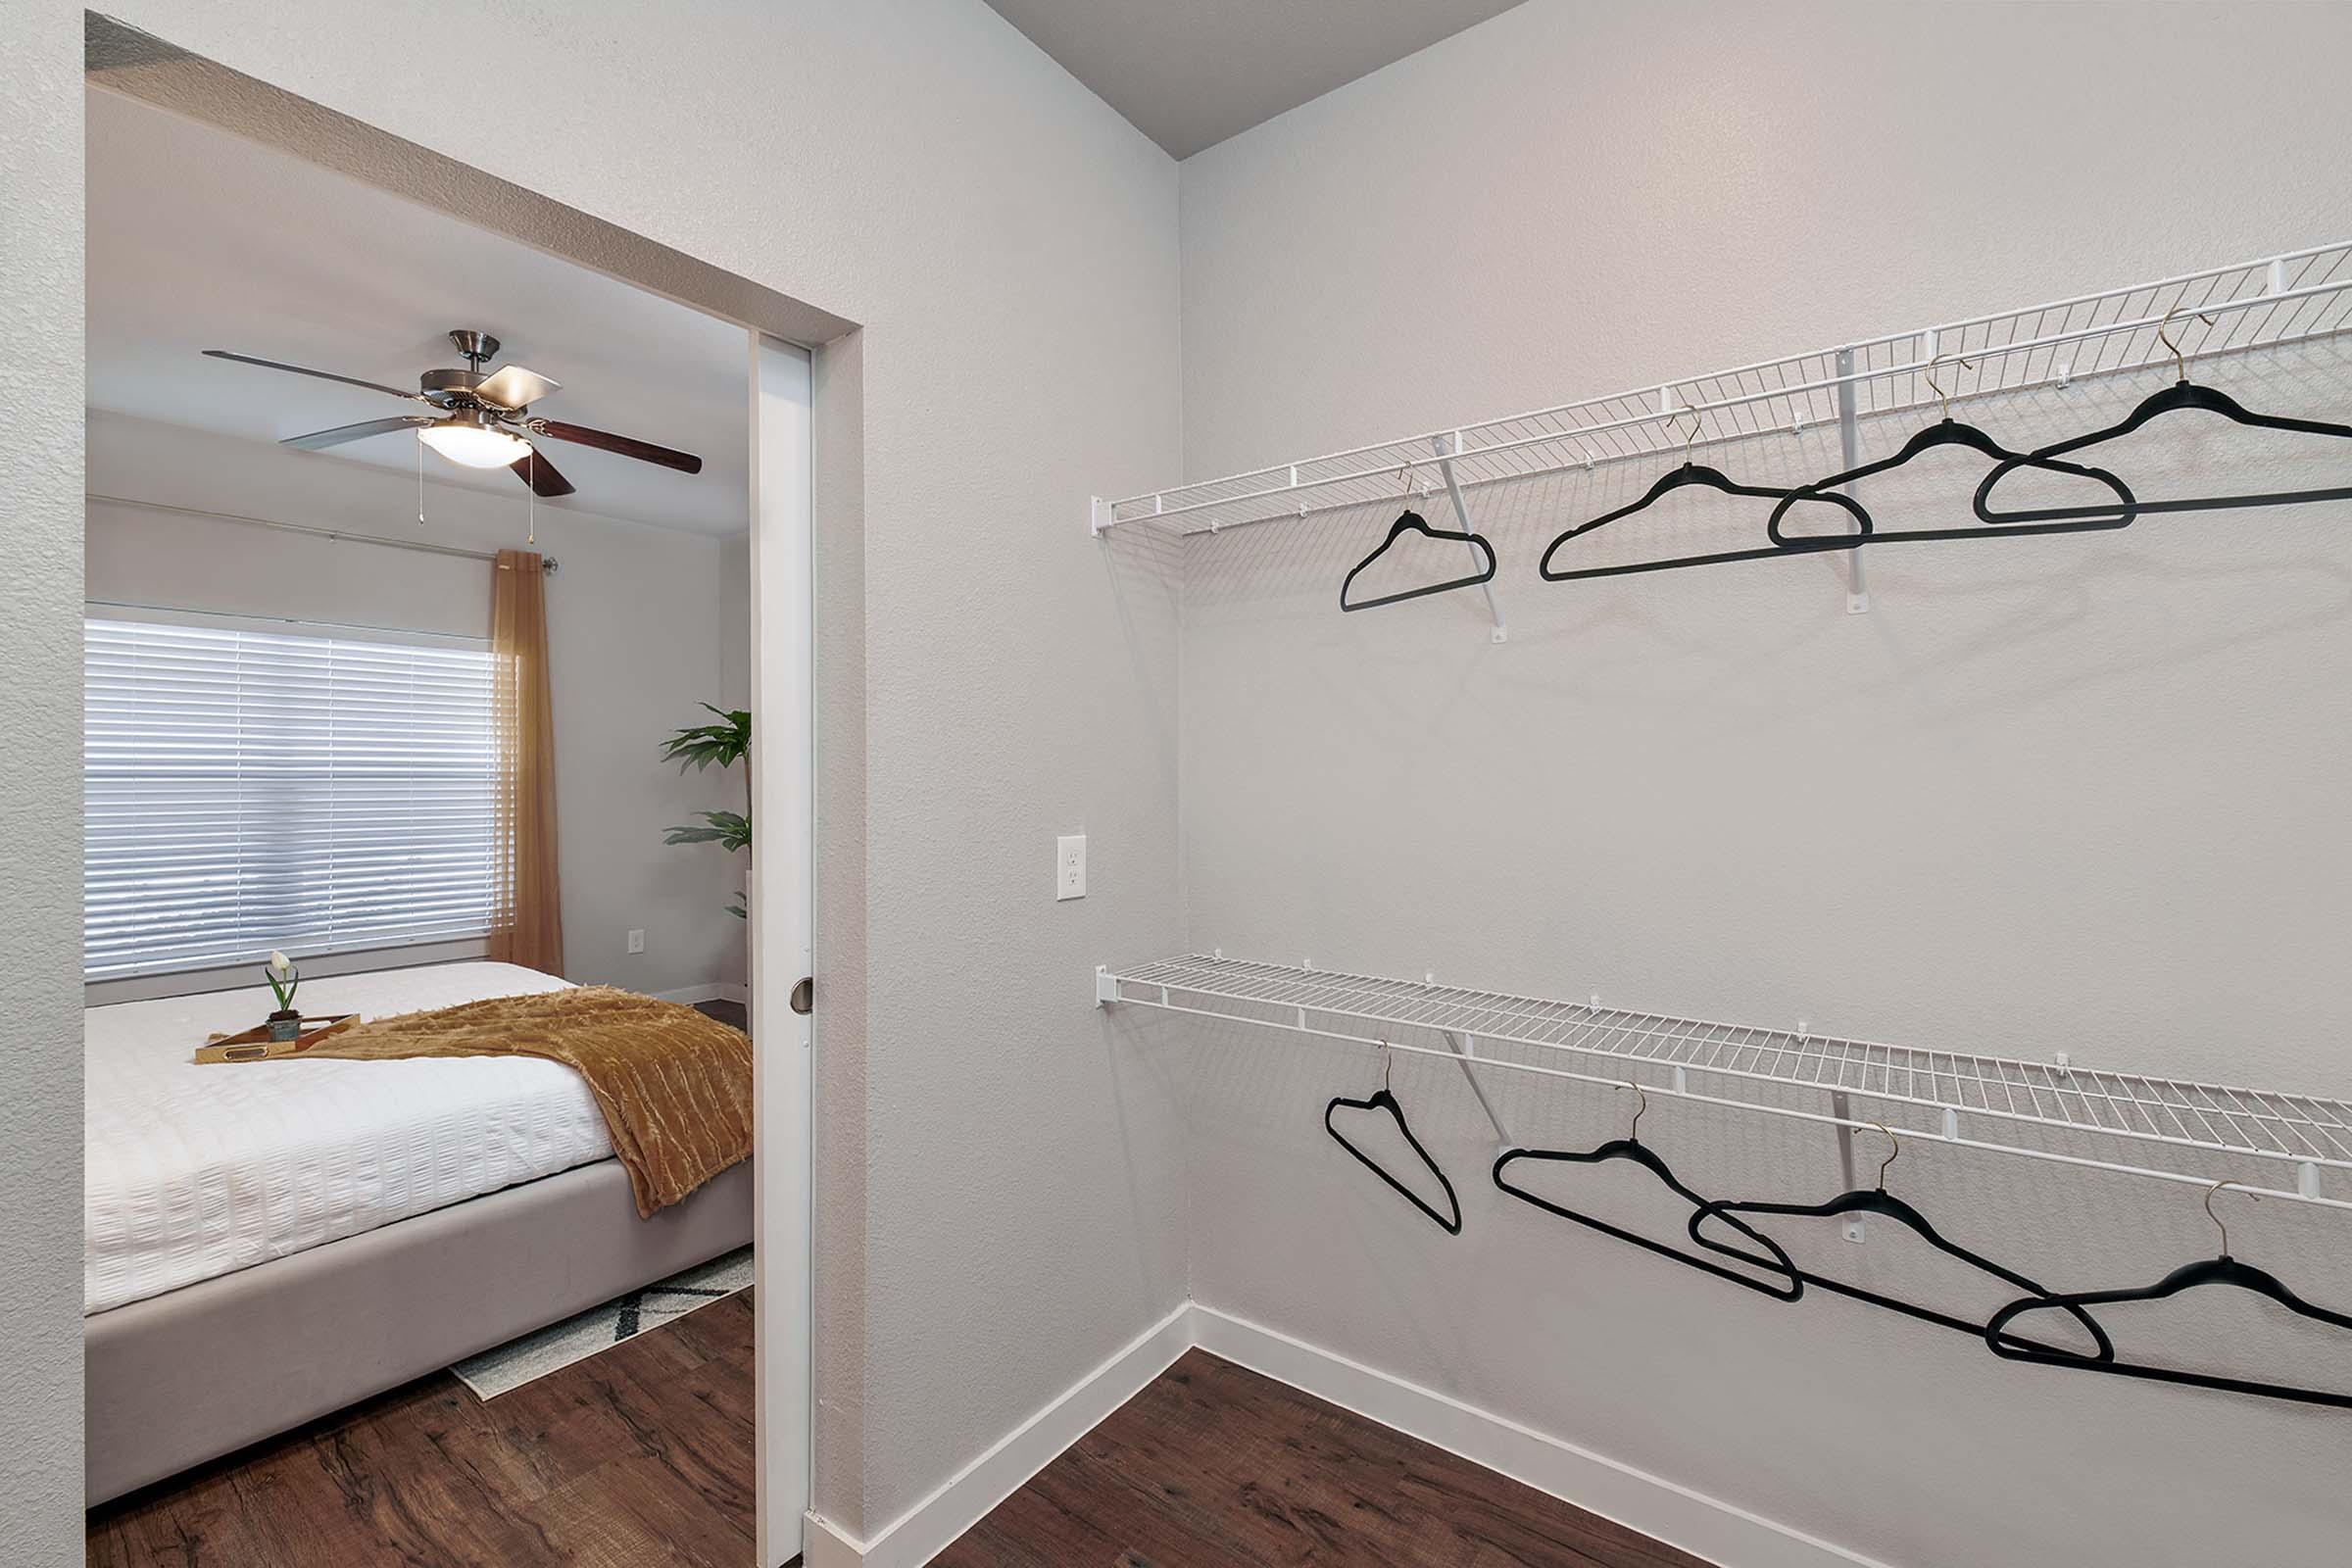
[985,0,1523,159]
[85,87,750,537]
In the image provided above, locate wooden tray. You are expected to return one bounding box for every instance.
[194,1012,359,1064]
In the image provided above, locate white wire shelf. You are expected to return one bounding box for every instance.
[1099,954,2352,1210]
[1092,240,2352,538]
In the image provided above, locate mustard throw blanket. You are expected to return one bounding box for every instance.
[301,987,753,1217]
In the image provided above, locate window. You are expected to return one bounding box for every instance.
[84,613,502,979]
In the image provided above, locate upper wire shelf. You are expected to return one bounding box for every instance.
[1094,241,2352,538]
[1100,954,2352,1210]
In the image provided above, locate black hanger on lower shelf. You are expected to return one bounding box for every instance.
[1984,1180,2352,1410]
[1539,411,1871,581]
[1688,1124,2115,1358]
[1493,1083,1802,1299]
[1341,463,1498,612]
[1326,1045,1462,1235]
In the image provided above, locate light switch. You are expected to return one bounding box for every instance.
[1056,835,1087,901]
[626,929,646,955]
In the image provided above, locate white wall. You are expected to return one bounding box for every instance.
[84,410,749,999]
[17,0,1191,1551]
[718,532,753,987]
[1168,4,2352,1566]
[0,4,86,1561]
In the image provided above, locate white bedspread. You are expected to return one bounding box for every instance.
[85,962,613,1315]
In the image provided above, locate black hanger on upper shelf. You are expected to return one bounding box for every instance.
[1326,1043,1462,1235]
[1975,305,2352,523]
[1340,465,1498,612]
[1493,1083,1803,1299]
[1769,356,2138,547]
[1984,1180,2352,1410]
[1540,409,1872,581]
[1688,1124,2115,1358]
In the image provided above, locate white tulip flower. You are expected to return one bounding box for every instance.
[269,951,293,978]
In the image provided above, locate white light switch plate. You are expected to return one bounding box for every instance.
[626,929,646,955]
[1056,835,1087,901]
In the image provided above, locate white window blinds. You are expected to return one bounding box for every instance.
[83,614,502,980]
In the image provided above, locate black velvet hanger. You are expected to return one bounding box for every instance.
[1341,508,1498,612]
[1540,462,1873,581]
[1984,1182,2352,1410]
[1687,1126,2114,1358]
[1493,1086,1802,1299]
[1974,315,2352,523]
[1770,359,2137,545]
[1326,1052,1462,1235]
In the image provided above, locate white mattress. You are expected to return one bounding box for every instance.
[85,962,613,1315]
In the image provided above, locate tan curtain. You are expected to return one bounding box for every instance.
[488,549,564,974]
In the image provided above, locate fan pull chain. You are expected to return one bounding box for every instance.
[416,433,425,525]
[526,445,536,546]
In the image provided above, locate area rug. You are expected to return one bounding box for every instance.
[450,1246,754,1398]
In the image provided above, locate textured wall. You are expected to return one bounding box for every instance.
[1168,4,2352,1565]
[0,3,85,1559]
[84,411,749,999]
[21,0,1189,1551]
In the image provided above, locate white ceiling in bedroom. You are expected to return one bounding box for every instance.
[985,0,1524,159]
[84,86,751,538]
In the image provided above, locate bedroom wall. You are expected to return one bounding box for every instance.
[717,533,753,989]
[0,4,85,1561]
[1167,3,2352,1566]
[24,0,1190,1552]
[83,410,750,1001]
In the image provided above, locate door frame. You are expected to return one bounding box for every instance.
[85,22,866,1564]
[750,335,816,1563]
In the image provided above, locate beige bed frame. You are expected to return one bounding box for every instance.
[85,1156,753,1505]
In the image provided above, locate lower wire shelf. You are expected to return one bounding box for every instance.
[1098,954,2352,1211]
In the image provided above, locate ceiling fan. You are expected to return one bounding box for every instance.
[202,328,704,499]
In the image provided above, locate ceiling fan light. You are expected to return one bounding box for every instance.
[418,418,533,469]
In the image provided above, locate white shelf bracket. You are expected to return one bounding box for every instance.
[1433,433,1508,643]
[1442,1030,1514,1146]
[1834,346,1870,614]
[1831,1088,1864,1243]
[1089,495,1112,538]
[1095,965,1116,1005]
[2302,1160,2325,1200]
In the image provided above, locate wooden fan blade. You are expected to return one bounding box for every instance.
[533,418,703,474]
[471,365,561,411]
[511,447,577,498]
[204,349,425,403]
[282,416,432,450]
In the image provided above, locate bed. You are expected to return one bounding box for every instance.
[84,961,753,1504]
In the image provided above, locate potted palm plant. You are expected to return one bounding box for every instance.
[661,704,752,918]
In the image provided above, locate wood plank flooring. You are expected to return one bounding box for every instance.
[86,1290,760,1568]
[93,1250,1704,1568]
[937,1349,1716,1568]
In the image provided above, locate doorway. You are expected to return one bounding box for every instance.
[80,24,836,1567]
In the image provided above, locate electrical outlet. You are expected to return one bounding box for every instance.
[626,929,646,955]
[1055,835,1087,901]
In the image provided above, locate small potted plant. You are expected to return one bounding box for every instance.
[263,950,303,1041]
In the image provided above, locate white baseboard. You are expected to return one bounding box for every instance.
[802,1300,1193,1568]
[1192,1304,1896,1568]
[803,1299,1887,1568]
[652,981,750,1005]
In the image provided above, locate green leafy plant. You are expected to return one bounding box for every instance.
[662,705,752,918]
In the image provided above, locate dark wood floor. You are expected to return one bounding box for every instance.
[87,1291,760,1568]
[92,1243,1703,1568]
[938,1350,1716,1568]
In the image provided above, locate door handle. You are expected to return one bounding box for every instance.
[789,976,812,1015]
